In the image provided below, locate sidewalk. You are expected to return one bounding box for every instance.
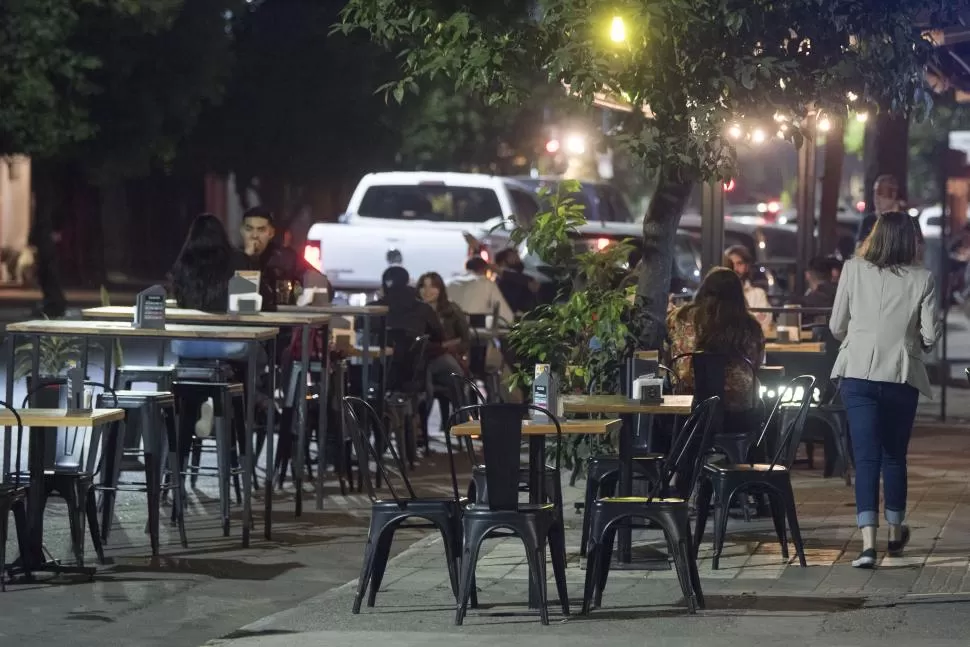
[208,421,970,646]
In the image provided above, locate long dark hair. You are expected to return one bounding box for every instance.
[417,271,450,311]
[676,267,762,355]
[170,214,233,311]
[858,211,919,271]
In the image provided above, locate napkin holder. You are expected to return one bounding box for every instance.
[133,284,167,330]
[632,374,664,405]
[228,273,261,313]
[532,364,560,422]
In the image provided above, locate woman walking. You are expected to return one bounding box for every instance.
[830,211,940,568]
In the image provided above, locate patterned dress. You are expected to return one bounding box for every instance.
[666,307,765,412]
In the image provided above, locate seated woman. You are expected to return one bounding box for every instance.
[168,214,250,438]
[418,272,470,413]
[667,267,766,434]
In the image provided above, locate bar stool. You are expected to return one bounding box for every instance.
[113,365,177,468]
[96,390,187,555]
[172,379,247,537]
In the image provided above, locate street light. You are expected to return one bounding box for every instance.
[566,133,586,155]
[610,16,626,43]
[751,128,766,144]
[855,111,869,123]
[728,124,743,139]
[818,117,832,132]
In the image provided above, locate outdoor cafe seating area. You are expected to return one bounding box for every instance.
[0,299,848,625]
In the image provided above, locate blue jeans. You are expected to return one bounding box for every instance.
[840,378,919,528]
[170,340,249,360]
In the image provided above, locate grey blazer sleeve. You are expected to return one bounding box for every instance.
[829,261,851,341]
[920,272,941,350]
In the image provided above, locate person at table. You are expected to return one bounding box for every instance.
[800,256,839,325]
[238,206,331,310]
[667,267,766,424]
[168,214,253,438]
[831,211,940,568]
[856,175,903,248]
[723,245,771,330]
[417,271,470,430]
[447,256,514,325]
[494,248,539,316]
[418,271,471,373]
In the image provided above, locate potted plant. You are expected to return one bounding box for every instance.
[506,181,642,480]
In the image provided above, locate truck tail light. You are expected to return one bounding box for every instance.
[304,241,322,272]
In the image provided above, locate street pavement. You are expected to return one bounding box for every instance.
[1,314,970,646]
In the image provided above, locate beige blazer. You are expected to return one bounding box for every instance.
[829,257,941,397]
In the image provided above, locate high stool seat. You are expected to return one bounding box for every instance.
[96,390,186,555]
[172,380,247,538]
[113,365,177,465]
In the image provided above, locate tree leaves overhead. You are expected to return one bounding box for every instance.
[340,0,970,182]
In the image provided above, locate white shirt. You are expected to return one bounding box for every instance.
[743,280,771,328]
[447,273,515,324]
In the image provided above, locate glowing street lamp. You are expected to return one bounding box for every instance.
[855,111,869,123]
[566,133,587,155]
[818,117,832,132]
[610,16,626,43]
[727,124,743,139]
[751,128,766,144]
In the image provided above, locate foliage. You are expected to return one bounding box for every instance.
[340,0,963,182]
[505,180,639,469]
[908,102,970,206]
[15,333,82,379]
[0,0,216,162]
[339,0,969,346]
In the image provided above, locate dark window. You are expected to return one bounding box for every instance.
[508,187,540,225]
[357,185,503,223]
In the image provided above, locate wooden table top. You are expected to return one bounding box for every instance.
[277,304,388,316]
[82,306,330,326]
[766,330,814,342]
[0,408,126,427]
[7,319,279,341]
[451,418,622,437]
[562,394,694,415]
[765,342,826,354]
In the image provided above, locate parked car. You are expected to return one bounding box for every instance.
[509,176,636,224]
[305,172,540,291]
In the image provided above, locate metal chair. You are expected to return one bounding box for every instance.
[694,376,817,570]
[343,396,462,614]
[453,402,569,626]
[581,396,721,616]
[0,402,30,591]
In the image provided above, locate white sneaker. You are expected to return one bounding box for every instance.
[195,398,214,438]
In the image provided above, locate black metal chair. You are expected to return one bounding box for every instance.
[453,402,569,626]
[95,390,186,554]
[18,380,117,567]
[670,351,764,464]
[343,396,462,614]
[693,375,816,570]
[383,331,430,470]
[581,396,721,616]
[447,373,560,506]
[1,402,30,591]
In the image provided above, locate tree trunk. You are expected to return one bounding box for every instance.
[29,160,67,318]
[818,117,845,256]
[636,173,694,349]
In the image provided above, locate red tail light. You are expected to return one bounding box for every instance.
[304,241,322,272]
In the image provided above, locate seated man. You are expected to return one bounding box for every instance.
[447,256,514,324]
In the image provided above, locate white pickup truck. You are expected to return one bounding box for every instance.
[304,172,541,291]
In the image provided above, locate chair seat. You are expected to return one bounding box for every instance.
[705,463,788,473]
[464,502,555,514]
[597,496,686,504]
[372,498,462,511]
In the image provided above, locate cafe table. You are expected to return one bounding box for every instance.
[279,304,391,507]
[451,416,622,606]
[0,407,126,580]
[82,306,331,514]
[561,394,694,565]
[3,319,278,547]
[764,341,825,354]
